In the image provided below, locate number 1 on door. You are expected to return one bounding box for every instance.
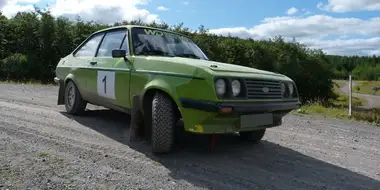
[97,71,115,99]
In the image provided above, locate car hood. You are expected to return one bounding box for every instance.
[141,56,286,77]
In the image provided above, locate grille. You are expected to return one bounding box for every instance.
[244,79,283,99]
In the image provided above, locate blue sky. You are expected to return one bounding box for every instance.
[143,0,380,29]
[1,0,380,56]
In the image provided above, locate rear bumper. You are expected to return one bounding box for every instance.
[180,98,301,115]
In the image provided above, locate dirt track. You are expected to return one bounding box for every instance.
[340,81,380,109]
[0,83,380,190]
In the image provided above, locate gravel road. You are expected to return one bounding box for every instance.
[1,83,380,190]
[340,81,380,109]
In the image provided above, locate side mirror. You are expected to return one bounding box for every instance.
[112,49,126,58]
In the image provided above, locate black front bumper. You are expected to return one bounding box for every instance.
[180,98,301,115]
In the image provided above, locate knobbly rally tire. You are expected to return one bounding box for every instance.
[239,129,266,143]
[64,81,87,115]
[151,92,176,154]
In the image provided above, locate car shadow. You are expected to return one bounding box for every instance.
[60,109,380,190]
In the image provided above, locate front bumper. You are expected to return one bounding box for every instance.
[180,98,301,115]
[179,98,301,134]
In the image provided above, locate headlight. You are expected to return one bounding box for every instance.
[288,83,294,95]
[231,80,241,96]
[215,79,226,96]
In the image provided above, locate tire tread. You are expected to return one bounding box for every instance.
[151,92,175,154]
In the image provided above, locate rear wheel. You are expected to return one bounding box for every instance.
[151,92,176,154]
[239,129,266,143]
[64,80,87,115]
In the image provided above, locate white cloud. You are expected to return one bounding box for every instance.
[1,0,36,17]
[0,0,8,9]
[209,15,380,55]
[18,0,40,3]
[302,8,312,15]
[286,7,298,15]
[302,37,380,56]
[182,1,189,5]
[2,0,380,56]
[157,6,169,11]
[1,0,159,24]
[49,0,158,24]
[318,0,380,12]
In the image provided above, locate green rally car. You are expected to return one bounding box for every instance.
[54,25,301,154]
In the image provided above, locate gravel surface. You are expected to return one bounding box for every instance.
[340,81,380,109]
[0,83,380,190]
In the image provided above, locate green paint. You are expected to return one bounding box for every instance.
[55,25,300,134]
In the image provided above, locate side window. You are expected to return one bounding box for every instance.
[97,30,128,57]
[75,33,104,57]
[120,32,129,53]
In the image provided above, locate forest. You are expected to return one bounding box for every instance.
[0,10,379,104]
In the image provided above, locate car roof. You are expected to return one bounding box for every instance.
[92,25,190,38]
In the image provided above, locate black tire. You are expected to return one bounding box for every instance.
[151,92,176,154]
[64,80,87,115]
[239,129,266,143]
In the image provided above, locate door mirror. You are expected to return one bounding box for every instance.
[112,49,126,58]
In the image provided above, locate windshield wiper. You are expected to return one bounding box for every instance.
[175,53,202,59]
[138,50,174,57]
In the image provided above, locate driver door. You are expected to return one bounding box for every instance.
[91,28,132,110]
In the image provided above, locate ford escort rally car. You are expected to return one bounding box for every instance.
[54,25,301,154]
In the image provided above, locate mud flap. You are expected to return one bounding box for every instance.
[128,95,144,144]
[55,77,65,105]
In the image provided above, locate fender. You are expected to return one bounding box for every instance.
[56,73,82,105]
[139,78,182,115]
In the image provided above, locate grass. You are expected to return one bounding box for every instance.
[294,103,380,126]
[333,80,346,90]
[331,94,367,107]
[333,79,380,96]
[332,80,368,106]
[294,82,379,126]
[293,92,380,126]
[38,152,49,158]
[352,80,380,96]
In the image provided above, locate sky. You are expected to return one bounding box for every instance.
[1,0,380,56]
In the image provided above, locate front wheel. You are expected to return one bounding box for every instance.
[64,81,87,115]
[239,129,266,143]
[151,92,176,154]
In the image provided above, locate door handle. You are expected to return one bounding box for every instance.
[90,61,97,65]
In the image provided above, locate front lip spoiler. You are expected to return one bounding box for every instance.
[180,98,301,114]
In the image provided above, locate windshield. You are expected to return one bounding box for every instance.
[131,27,209,60]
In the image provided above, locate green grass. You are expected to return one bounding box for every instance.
[333,79,380,96]
[332,80,368,106]
[293,91,379,126]
[293,84,379,126]
[38,152,49,157]
[330,94,367,107]
[333,80,346,89]
[352,80,380,96]
[294,103,380,126]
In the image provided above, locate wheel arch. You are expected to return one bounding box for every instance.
[141,86,182,119]
[140,79,182,118]
[64,73,79,87]
[57,74,83,105]
[139,82,184,136]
